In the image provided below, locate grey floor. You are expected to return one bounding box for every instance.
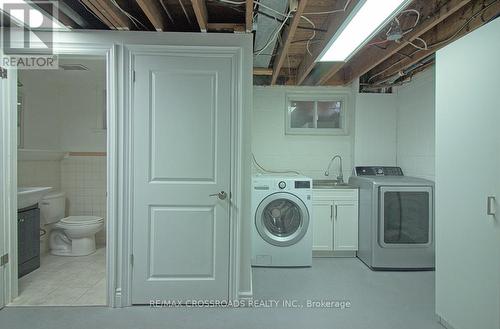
[0,258,443,329]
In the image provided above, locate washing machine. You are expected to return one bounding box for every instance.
[251,174,313,267]
[349,166,434,270]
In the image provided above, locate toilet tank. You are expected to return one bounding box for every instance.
[40,192,66,225]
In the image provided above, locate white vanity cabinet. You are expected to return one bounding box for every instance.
[312,189,359,256]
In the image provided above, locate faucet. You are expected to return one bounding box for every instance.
[324,155,344,184]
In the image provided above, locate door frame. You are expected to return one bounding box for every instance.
[0,29,252,307]
[126,44,245,303]
[0,38,119,306]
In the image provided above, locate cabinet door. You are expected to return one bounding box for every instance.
[312,201,334,251]
[333,201,358,251]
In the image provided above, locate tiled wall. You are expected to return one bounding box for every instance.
[61,156,107,244]
[395,68,436,181]
[18,156,107,245]
[18,161,61,191]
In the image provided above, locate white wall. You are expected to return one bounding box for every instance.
[19,58,106,152]
[253,86,354,180]
[395,68,435,181]
[354,92,397,166]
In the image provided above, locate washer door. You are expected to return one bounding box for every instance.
[255,192,310,247]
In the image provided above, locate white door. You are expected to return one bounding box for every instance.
[131,50,233,303]
[333,201,358,251]
[312,201,333,251]
[435,19,500,329]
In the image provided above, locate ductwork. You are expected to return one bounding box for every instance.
[253,0,289,68]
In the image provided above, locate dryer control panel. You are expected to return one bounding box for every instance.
[354,166,404,176]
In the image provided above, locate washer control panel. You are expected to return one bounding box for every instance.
[354,166,404,176]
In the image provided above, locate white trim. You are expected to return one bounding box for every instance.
[285,91,351,136]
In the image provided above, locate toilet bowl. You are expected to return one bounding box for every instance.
[50,216,104,256]
[40,192,104,256]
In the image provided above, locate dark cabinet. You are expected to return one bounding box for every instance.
[18,205,40,278]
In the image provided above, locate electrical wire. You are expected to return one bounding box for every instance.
[406,37,428,51]
[369,0,499,84]
[300,15,316,56]
[160,0,175,24]
[77,0,108,26]
[178,0,193,25]
[303,0,352,15]
[254,9,294,56]
[252,154,301,176]
[109,0,149,30]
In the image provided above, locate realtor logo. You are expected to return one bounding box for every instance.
[1,0,59,69]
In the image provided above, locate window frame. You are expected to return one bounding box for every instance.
[285,92,350,136]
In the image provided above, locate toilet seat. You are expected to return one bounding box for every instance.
[59,216,103,226]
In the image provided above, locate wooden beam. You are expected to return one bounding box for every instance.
[369,0,500,84]
[271,0,309,85]
[253,68,273,76]
[323,0,475,86]
[81,0,116,29]
[191,0,208,32]
[136,0,167,31]
[246,0,253,32]
[296,0,360,85]
[337,0,472,85]
[85,0,131,30]
[207,23,245,32]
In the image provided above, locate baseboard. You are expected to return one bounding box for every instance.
[437,314,457,329]
[313,250,356,258]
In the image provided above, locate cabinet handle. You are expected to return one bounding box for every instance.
[335,205,338,221]
[487,196,496,216]
[330,205,333,221]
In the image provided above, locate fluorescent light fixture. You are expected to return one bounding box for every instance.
[0,0,67,30]
[319,0,411,62]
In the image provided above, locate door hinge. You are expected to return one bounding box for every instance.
[130,254,134,267]
[132,70,136,82]
[0,253,8,266]
[0,67,7,79]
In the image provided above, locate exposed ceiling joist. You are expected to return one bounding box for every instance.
[369,0,500,85]
[207,23,245,32]
[94,0,131,30]
[136,0,168,31]
[81,0,117,29]
[246,0,253,32]
[271,0,309,85]
[295,0,360,85]
[340,0,473,85]
[191,0,208,32]
[253,68,273,76]
[319,0,473,86]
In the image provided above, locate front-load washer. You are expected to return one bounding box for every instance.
[251,174,313,267]
[349,166,434,270]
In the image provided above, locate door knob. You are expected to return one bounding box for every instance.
[210,191,227,200]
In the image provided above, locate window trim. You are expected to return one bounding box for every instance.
[285,92,350,136]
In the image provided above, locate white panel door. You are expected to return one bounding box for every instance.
[435,19,500,329]
[131,50,233,303]
[333,201,358,251]
[312,201,333,251]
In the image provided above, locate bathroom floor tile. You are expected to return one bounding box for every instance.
[9,246,107,306]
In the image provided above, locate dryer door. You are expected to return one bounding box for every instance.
[255,192,310,247]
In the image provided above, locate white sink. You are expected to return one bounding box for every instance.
[18,187,53,210]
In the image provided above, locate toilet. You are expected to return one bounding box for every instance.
[40,192,104,256]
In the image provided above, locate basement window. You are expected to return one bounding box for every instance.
[285,93,349,135]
